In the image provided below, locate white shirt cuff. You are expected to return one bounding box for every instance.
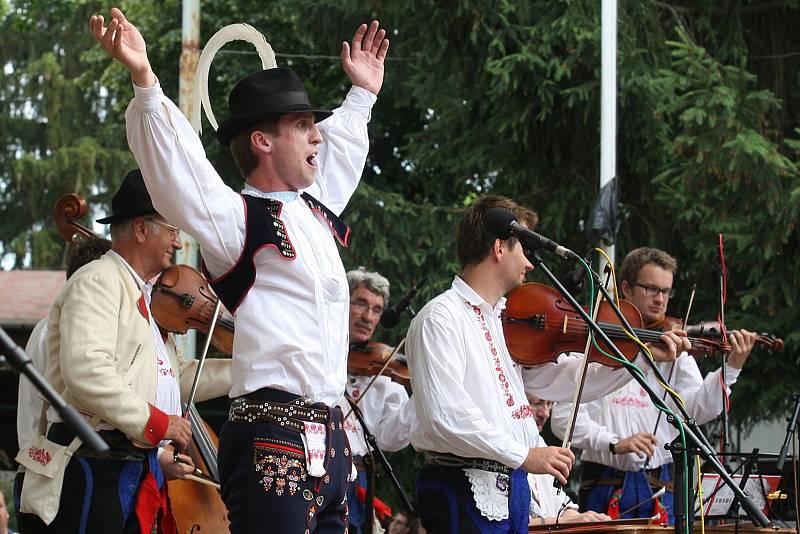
[132,77,164,111]
[341,85,377,120]
[506,441,531,469]
[724,365,741,386]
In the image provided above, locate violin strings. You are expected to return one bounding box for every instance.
[510,316,722,350]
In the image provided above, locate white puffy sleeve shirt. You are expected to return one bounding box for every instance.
[550,354,740,471]
[343,375,415,457]
[125,82,375,405]
[407,277,540,469]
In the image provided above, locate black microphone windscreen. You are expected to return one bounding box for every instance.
[380,308,401,329]
[485,208,516,240]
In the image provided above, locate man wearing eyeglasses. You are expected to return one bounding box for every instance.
[550,247,757,524]
[36,170,231,533]
[345,267,415,534]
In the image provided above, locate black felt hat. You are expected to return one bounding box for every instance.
[216,67,333,146]
[96,169,157,224]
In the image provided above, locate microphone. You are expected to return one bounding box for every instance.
[484,208,579,260]
[380,279,429,329]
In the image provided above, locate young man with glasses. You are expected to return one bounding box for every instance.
[550,247,757,524]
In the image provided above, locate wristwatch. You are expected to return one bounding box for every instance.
[609,436,620,454]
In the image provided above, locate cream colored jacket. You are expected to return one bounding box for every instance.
[45,252,231,447]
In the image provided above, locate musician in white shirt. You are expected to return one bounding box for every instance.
[344,267,415,533]
[406,196,688,534]
[92,8,390,533]
[525,394,610,526]
[550,247,756,523]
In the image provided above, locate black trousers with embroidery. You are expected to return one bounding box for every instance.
[219,388,352,534]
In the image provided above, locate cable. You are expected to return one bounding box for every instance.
[576,253,690,533]
[697,455,705,533]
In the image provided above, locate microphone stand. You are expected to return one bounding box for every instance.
[345,395,416,533]
[523,250,771,530]
[0,326,109,454]
[776,394,800,471]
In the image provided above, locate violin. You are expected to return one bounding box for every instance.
[151,264,235,355]
[684,320,783,352]
[502,283,732,367]
[650,316,784,353]
[54,193,231,533]
[348,341,411,388]
[54,193,236,355]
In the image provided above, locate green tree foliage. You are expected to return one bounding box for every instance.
[1,0,799,512]
[0,0,134,267]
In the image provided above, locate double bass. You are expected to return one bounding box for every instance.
[54,193,230,533]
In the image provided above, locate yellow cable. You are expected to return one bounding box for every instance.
[696,456,705,533]
[594,248,620,305]
[592,248,686,407]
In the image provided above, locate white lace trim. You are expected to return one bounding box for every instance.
[464,468,510,521]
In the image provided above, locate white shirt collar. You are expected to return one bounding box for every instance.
[241,183,300,203]
[451,275,507,313]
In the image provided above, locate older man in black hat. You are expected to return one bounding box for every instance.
[38,169,231,533]
[91,8,390,533]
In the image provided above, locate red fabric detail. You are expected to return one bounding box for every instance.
[652,495,669,525]
[252,441,304,456]
[144,404,169,445]
[607,488,621,519]
[135,469,177,534]
[355,484,393,521]
[137,294,149,321]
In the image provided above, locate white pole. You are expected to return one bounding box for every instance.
[175,0,201,358]
[600,0,617,270]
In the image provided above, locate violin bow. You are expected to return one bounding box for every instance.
[555,265,611,491]
[342,337,407,423]
[716,233,732,454]
[173,297,223,478]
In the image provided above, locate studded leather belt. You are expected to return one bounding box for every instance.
[425,451,512,475]
[228,397,328,432]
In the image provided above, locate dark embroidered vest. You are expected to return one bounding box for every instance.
[203,192,349,313]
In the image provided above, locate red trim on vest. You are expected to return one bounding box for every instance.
[143,404,169,445]
[301,194,349,247]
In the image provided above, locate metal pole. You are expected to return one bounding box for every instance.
[175,0,201,358]
[600,0,617,268]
